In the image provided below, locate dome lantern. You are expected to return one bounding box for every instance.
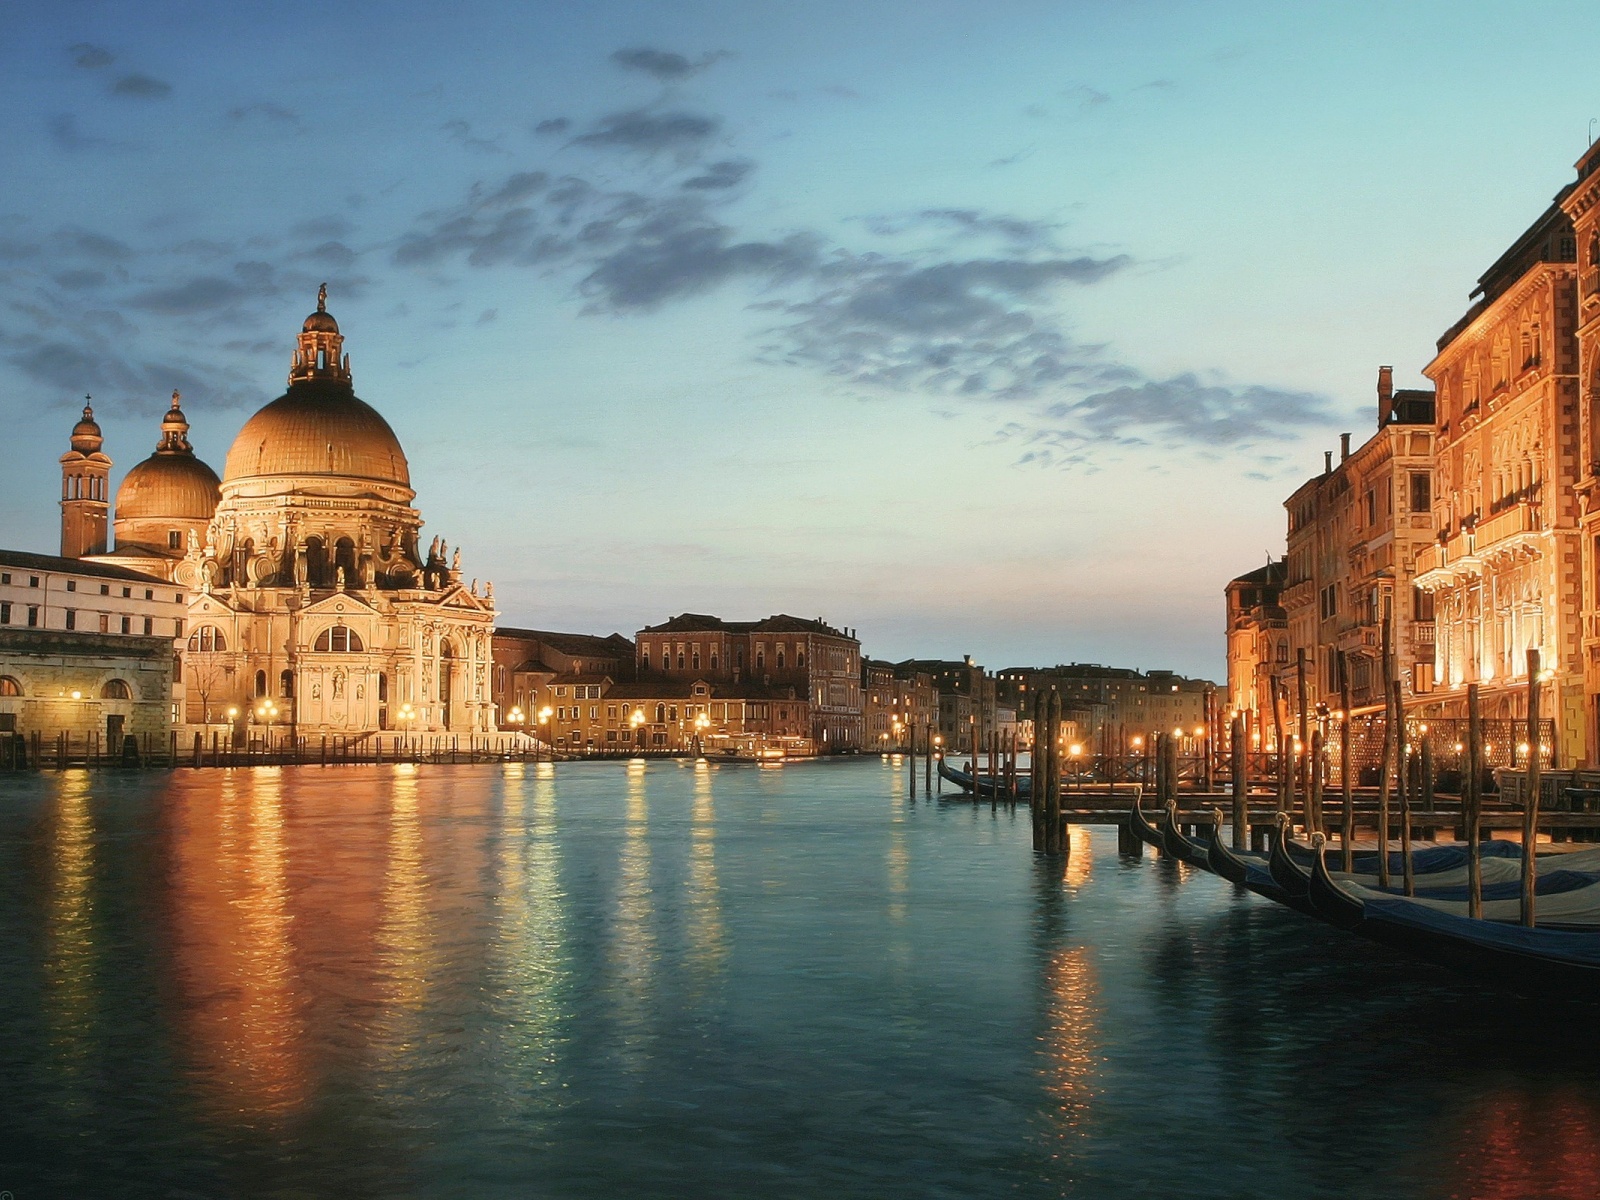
[289,283,352,385]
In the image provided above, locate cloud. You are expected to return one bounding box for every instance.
[571,110,719,155]
[290,215,354,240]
[70,43,113,69]
[112,73,172,99]
[229,102,300,127]
[535,118,570,136]
[610,47,730,81]
[53,269,107,290]
[443,119,507,155]
[1031,374,1337,452]
[581,217,819,310]
[127,276,248,314]
[54,228,134,261]
[682,160,753,190]
[291,240,358,268]
[863,209,1058,249]
[46,113,122,152]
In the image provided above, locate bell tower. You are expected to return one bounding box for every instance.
[60,397,112,558]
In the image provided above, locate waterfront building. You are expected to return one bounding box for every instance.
[900,656,995,752]
[1559,143,1600,762]
[51,289,497,739]
[634,613,864,750]
[861,658,941,750]
[1412,193,1583,762]
[1280,370,1437,723]
[490,627,636,727]
[1224,558,1287,733]
[994,662,1212,751]
[0,549,186,746]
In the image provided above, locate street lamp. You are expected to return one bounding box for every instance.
[695,710,710,757]
[397,702,415,751]
[631,708,645,754]
[539,706,553,761]
[226,705,239,750]
[255,699,279,750]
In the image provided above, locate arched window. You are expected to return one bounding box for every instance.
[335,537,357,584]
[676,651,685,670]
[0,675,22,696]
[280,669,294,698]
[313,625,364,652]
[796,651,805,669]
[776,648,786,669]
[101,679,131,699]
[187,625,227,652]
[439,638,454,659]
[378,673,388,702]
[710,652,719,672]
[305,537,328,588]
[756,650,765,670]
[655,703,666,722]
[254,670,267,697]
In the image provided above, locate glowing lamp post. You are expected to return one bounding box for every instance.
[398,702,416,751]
[539,706,553,761]
[255,699,279,751]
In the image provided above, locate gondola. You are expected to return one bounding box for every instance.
[1307,833,1600,996]
[1127,791,1165,850]
[1160,800,1213,869]
[1204,809,1320,915]
[1268,812,1314,901]
[937,758,1027,799]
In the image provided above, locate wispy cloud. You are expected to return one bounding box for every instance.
[69,43,113,69]
[570,109,720,156]
[610,47,730,81]
[111,73,171,100]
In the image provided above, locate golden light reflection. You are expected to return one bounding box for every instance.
[1041,945,1102,1141]
[611,766,656,1071]
[1447,1086,1600,1200]
[686,767,727,982]
[43,771,97,1110]
[169,767,308,1121]
[375,766,432,1043]
[1064,827,1093,890]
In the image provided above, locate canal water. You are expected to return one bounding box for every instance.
[2,758,1597,1199]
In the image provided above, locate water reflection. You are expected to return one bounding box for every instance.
[167,768,308,1122]
[686,763,726,983]
[489,761,569,1107]
[610,762,657,1072]
[43,771,97,1112]
[1447,1086,1600,1200]
[373,765,432,1077]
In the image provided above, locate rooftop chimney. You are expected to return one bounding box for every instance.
[1324,450,1333,475]
[1340,432,1351,461]
[1377,365,1394,427]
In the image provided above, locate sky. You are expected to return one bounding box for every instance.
[5,0,1600,681]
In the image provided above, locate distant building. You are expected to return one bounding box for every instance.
[994,662,1213,751]
[898,656,995,752]
[0,549,186,747]
[634,613,863,751]
[490,627,636,727]
[861,659,941,750]
[1224,558,1287,732]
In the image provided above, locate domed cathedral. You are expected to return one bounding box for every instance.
[178,286,497,738]
[66,286,497,739]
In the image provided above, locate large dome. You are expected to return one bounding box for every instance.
[116,453,221,521]
[223,380,411,488]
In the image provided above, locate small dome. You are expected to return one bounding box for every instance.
[303,309,340,334]
[70,403,103,454]
[223,379,410,488]
[116,453,222,522]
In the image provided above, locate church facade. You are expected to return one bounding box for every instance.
[62,288,496,740]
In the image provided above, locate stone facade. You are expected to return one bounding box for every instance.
[1224,558,1287,733]
[1412,199,1583,762]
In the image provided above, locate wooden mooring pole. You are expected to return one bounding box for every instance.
[1231,714,1246,850]
[1393,677,1414,896]
[1523,647,1542,928]
[1467,683,1483,919]
[1339,650,1353,872]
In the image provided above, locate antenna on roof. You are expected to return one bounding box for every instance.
[1591,118,1597,148]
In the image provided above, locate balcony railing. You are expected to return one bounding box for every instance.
[1415,623,1436,645]
[1472,502,1539,550]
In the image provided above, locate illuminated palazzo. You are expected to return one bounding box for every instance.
[1413,198,1583,761]
[65,290,496,738]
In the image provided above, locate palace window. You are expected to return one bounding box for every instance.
[313,625,364,652]
[0,675,21,696]
[65,609,75,630]
[282,670,295,698]
[101,679,131,700]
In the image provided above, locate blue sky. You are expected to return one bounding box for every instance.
[4,0,1599,679]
